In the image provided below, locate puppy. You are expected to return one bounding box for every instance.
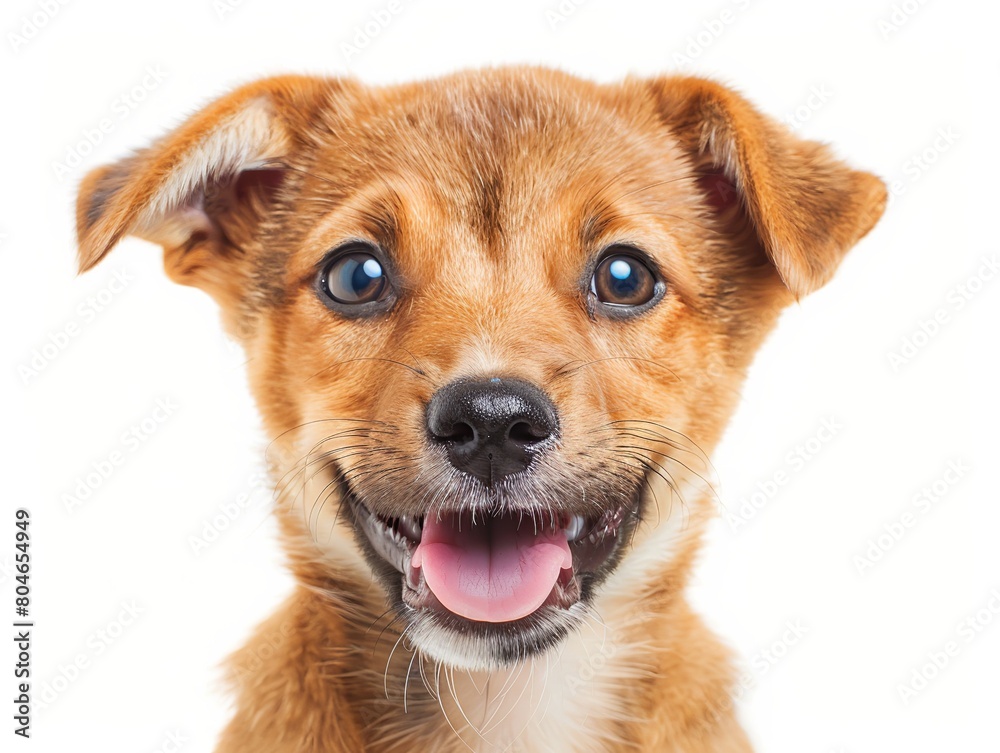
[76,67,885,752]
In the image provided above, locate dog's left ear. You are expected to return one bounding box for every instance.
[646,76,887,298]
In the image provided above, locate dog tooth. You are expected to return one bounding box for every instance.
[406,562,422,591]
[564,515,587,542]
[398,515,422,541]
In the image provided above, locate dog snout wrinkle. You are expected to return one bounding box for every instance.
[426,378,558,485]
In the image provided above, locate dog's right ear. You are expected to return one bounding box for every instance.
[75,76,346,309]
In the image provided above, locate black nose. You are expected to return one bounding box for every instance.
[426,378,559,486]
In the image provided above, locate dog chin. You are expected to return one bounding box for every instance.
[404,602,591,671]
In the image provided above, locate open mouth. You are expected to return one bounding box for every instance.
[349,495,637,625]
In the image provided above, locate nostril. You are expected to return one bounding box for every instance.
[432,420,476,446]
[507,421,548,445]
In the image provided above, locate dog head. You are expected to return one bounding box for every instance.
[76,68,885,669]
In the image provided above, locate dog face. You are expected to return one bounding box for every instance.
[76,68,885,670]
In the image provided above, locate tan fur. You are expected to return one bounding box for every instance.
[75,67,885,752]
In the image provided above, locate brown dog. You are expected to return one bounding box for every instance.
[76,67,885,752]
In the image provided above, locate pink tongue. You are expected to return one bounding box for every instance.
[412,510,572,623]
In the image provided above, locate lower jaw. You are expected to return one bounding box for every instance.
[402,599,587,671]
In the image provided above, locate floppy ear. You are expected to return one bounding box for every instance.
[646,76,887,298]
[75,75,340,310]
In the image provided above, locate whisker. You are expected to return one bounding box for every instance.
[383,623,412,701]
[553,355,682,384]
[403,644,419,713]
[306,356,434,385]
[615,442,714,492]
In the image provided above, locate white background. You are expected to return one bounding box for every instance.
[2,0,998,751]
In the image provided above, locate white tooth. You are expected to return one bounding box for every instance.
[565,515,587,542]
[398,515,422,541]
[405,554,421,590]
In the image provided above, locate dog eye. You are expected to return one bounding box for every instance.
[320,246,391,306]
[590,251,658,308]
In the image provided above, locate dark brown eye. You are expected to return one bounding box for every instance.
[322,249,390,305]
[590,252,658,308]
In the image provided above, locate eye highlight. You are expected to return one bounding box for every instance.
[589,249,661,311]
[318,242,394,312]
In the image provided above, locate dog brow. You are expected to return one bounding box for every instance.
[286,188,404,297]
[357,191,401,254]
[579,199,621,250]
